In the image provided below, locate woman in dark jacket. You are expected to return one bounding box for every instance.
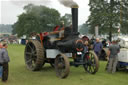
[0,43,10,82]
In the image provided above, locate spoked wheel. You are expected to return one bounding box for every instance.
[83,51,99,74]
[55,54,70,78]
[24,40,45,71]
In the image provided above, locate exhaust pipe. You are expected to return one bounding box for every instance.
[72,8,78,35]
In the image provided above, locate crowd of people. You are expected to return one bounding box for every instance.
[82,37,120,74]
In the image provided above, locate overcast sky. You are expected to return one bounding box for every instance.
[0,0,90,25]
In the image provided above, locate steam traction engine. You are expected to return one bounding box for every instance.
[24,8,99,78]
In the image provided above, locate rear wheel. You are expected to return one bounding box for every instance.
[55,54,70,78]
[83,51,99,74]
[24,40,45,71]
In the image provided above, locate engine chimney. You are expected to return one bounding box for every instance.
[72,8,78,34]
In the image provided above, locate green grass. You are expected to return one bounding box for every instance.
[1,44,128,85]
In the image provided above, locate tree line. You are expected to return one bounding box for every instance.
[0,24,12,34]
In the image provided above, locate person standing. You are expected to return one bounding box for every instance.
[0,43,3,78]
[93,38,103,58]
[81,40,89,59]
[107,40,120,73]
[0,43,10,82]
[83,41,89,53]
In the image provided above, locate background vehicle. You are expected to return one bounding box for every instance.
[117,36,128,70]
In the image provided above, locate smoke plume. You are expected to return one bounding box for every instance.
[58,0,78,8]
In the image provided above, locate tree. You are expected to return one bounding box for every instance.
[12,4,61,37]
[86,0,128,41]
[60,13,72,27]
[120,0,128,34]
[79,23,89,34]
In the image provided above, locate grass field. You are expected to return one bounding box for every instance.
[0,44,128,85]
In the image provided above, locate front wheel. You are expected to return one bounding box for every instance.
[24,40,45,71]
[55,54,70,78]
[83,51,99,74]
